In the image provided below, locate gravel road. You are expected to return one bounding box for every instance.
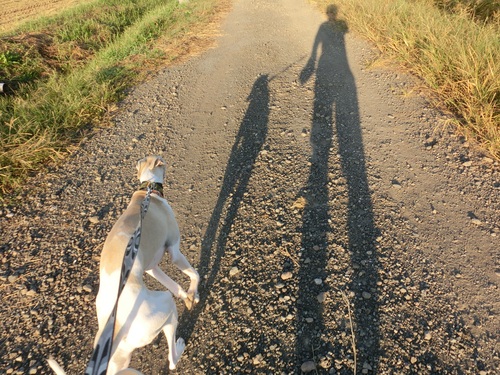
[1,0,498,374]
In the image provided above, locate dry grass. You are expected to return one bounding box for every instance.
[341,290,357,374]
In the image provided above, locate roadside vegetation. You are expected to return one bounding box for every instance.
[312,0,499,158]
[0,0,226,198]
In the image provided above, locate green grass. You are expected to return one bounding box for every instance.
[311,0,499,158]
[0,0,226,197]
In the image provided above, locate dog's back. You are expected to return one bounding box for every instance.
[96,190,179,337]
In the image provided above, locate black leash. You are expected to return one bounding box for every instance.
[85,185,152,375]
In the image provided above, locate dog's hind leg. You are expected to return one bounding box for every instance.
[116,370,144,375]
[107,346,134,375]
[162,306,185,370]
[114,290,184,371]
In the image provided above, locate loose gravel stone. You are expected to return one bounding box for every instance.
[82,285,93,293]
[229,267,239,276]
[317,292,326,303]
[318,356,331,369]
[7,275,18,283]
[363,362,373,371]
[301,361,317,373]
[88,216,99,224]
[253,354,263,365]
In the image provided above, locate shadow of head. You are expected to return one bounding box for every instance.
[326,4,348,32]
[326,4,338,21]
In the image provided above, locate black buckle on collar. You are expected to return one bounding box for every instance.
[139,181,164,197]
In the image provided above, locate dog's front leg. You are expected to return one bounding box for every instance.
[167,241,200,308]
[146,266,189,301]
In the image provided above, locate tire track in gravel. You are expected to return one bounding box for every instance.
[1,0,498,374]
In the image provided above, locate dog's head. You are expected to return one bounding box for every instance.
[136,155,166,183]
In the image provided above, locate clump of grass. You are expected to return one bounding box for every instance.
[311,0,499,158]
[431,0,500,23]
[0,0,226,197]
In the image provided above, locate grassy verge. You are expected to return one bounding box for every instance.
[311,0,499,158]
[0,0,228,198]
[431,0,499,23]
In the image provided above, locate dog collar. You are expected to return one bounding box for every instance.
[139,181,164,197]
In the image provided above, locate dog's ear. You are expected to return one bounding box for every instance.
[153,157,165,169]
[136,158,145,171]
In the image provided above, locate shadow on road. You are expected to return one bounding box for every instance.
[297,5,380,373]
[178,74,270,343]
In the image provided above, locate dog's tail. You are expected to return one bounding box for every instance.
[47,356,67,375]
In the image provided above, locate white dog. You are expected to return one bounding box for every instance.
[49,156,200,374]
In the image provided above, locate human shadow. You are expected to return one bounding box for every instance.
[298,5,380,373]
[178,75,269,343]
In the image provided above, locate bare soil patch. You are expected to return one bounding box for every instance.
[0,0,90,33]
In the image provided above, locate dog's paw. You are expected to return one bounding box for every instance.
[169,338,186,370]
[192,292,200,304]
[184,292,199,310]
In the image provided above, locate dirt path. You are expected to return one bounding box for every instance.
[1,0,498,374]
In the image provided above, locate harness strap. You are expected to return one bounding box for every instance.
[85,185,152,375]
